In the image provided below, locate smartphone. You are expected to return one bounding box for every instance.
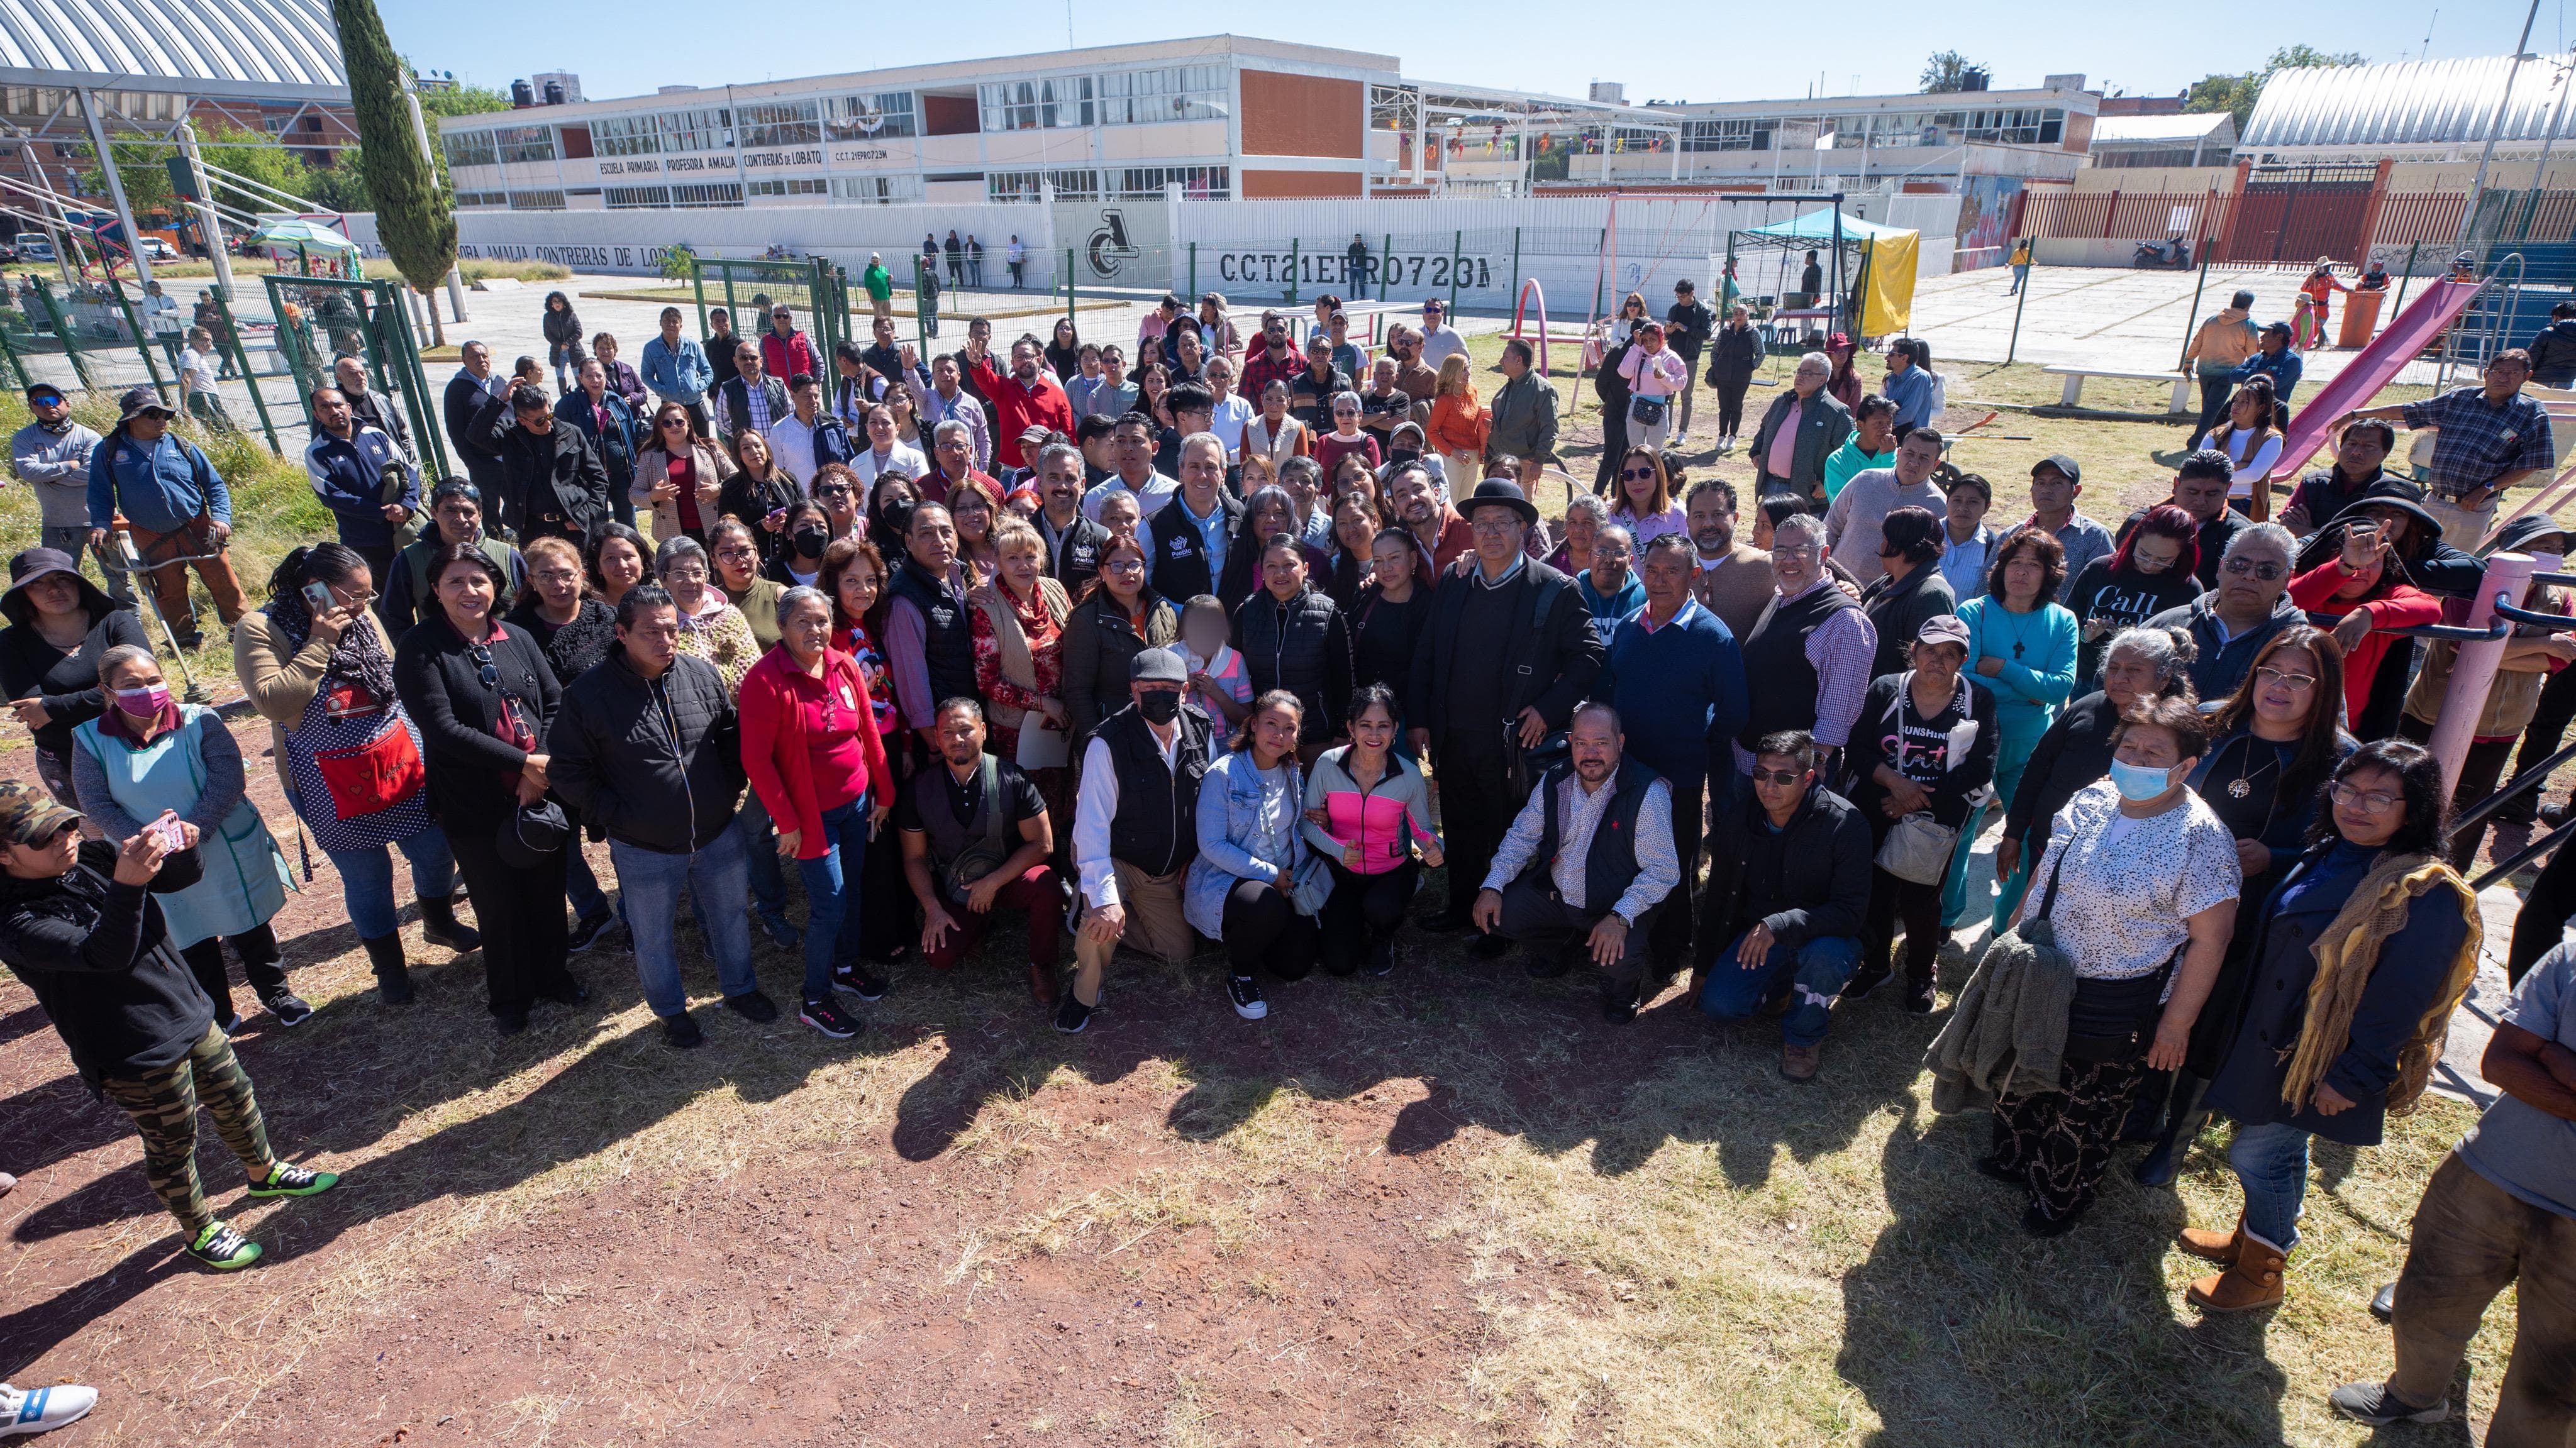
[303,582,335,614]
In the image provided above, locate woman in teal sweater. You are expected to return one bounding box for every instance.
[1950,529,2077,928]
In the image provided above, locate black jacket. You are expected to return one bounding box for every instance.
[1063,591,1180,742]
[1407,557,1602,740]
[1037,507,1111,597]
[1233,586,1353,744]
[392,614,561,832]
[1664,299,1716,363]
[1724,783,1874,948]
[0,839,213,1083]
[1216,534,1330,616]
[1145,490,1243,605]
[0,602,150,758]
[443,372,501,463]
[1709,321,1763,379]
[547,647,742,853]
[497,421,611,543]
[2530,318,2576,387]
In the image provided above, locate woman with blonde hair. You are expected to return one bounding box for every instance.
[634,401,737,546]
[972,518,1075,822]
[1427,355,1489,500]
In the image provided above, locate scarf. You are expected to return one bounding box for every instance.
[2280,851,2482,1117]
[266,592,399,709]
[972,576,1070,728]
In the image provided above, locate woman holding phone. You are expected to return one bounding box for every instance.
[634,402,736,547]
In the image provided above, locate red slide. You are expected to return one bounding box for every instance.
[2267,278,2485,485]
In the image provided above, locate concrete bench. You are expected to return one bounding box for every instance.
[2042,364,2192,414]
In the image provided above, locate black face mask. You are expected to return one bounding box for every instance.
[792,526,829,558]
[1136,688,1181,725]
[1389,446,1420,465]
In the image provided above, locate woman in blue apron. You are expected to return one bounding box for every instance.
[72,645,296,1028]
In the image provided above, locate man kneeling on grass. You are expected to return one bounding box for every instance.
[899,697,1063,1012]
[1697,729,1873,1081]
[0,780,336,1271]
[1470,702,1680,1022]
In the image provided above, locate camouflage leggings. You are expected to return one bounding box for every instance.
[94,1024,277,1235]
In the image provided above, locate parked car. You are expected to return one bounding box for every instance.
[136,237,177,262]
[13,233,53,263]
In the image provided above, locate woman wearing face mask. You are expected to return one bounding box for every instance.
[236,544,477,1008]
[853,403,928,489]
[765,500,835,590]
[709,519,784,654]
[1982,695,2239,1237]
[1302,683,1443,977]
[72,645,298,1031]
[1189,691,1321,1020]
[636,403,738,549]
[1,547,151,810]
[865,472,918,559]
[2064,504,2203,688]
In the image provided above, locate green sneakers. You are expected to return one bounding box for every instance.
[246,1163,339,1199]
[186,1222,262,1271]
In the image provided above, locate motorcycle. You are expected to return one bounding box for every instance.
[2132,236,2192,270]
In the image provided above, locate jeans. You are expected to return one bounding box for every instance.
[2229,1119,2315,1252]
[565,841,614,922]
[325,826,458,939]
[738,787,791,931]
[1700,931,1862,1046]
[611,829,754,1019]
[794,796,872,1000]
[2190,375,2232,448]
[43,523,131,606]
[1318,856,1418,970]
[1222,878,1318,982]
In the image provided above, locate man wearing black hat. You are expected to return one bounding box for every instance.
[1409,477,1604,935]
[2026,454,2112,601]
[9,383,122,605]
[1067,647,1216,1035]
[85,387,243,648]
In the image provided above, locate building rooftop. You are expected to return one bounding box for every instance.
[2090,113,2232,145]
[2245,57,2575,150]
[0,0,345,101]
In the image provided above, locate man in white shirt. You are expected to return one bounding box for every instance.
[1068,649,1217,1034]
[140,280,184,370]
[1080,412,1179,522]
[1203,356,1253,462]
[1416,299,1467,372]
[767,376,828,482]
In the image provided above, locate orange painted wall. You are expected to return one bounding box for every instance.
[1240,70,1362,158]
[1241,169,1363,198]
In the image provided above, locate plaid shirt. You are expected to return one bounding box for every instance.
[2402,387,2555,500]
[1731,577,1878,773]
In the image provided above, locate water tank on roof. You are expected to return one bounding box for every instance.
[510,79,535,108]
[543,80,566,106]
[1589,81,1626,105]
[1960,68,1990,92]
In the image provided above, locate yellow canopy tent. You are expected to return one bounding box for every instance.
[1740,209,1919,338]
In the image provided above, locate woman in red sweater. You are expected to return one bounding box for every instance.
[740,587,892,1037]
[2286,521,2441,733]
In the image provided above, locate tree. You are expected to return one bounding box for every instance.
[1921,51,1981,94]
[329,0,455,299]
[2186,45,2365,132]
[419,82,511,121]
[78,127,318,219]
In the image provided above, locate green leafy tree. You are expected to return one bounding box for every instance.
[79,128,319,219]
[2187,45,2366,132]
[1921,51,1980,94]
[329,0,455,296]
[419,82,511,120]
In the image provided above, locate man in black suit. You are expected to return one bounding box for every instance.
[1409,473,1604,934]
[441,341,509,526]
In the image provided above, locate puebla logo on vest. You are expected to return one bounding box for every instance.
[1167,534,1191,557]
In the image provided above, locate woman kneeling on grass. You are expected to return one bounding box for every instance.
[1187,690,1323,1020]
[1302,683,1442,978]
[0,780,336,1271]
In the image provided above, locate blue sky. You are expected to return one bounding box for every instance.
[380,1,2545,107]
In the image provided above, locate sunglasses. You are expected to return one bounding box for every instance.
[2222,557,2288,582]
[465,639,500,691]
[1749,768,1807,788]
[1619,467,1657,482]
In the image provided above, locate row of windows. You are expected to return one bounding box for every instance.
[747,177,828,197]
[1673,108,2067,151]
[507,189,565,211]
[985,165,1230,202]
[604,182,748,207]
[980,64,1228,132]
[454,191,508,208]
[496,125,556,163]
[831,175,924,204]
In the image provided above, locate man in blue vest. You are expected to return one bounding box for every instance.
[1471,702,1681,1022]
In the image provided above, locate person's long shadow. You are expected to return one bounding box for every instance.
[1836,1098,2292,1446]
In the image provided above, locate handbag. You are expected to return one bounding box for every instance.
[311,724,426,821]
[1874,811,1960,885]
[1629,394,1670,428]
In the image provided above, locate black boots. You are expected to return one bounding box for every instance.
[418,893,481,953]
[2135,1070,2211,1187]
[362,933,414,1005]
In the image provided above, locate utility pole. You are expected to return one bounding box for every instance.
[2458,0,2544,248]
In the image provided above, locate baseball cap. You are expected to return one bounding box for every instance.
[24,382,62,404]
[2032,455,2082,486]
[0,778,80,850]
[1915,614,1972,651]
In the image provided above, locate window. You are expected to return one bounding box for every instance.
[824,92,916,140]
[670,182,743,207]
[980,76,1094,131]
[987,168,1098,202]
[1097,65,1228,124]
[736,101,820,149]
[747,177,827,197]
[830,175,925,204]
[453,191,507,208]
[1957,108,2065,145]
[494,125,555,163]
[1682,118,1769,152]
[604,184,670,207]
[658,107,732,153]
[1109,165,1228,198]
[441,131,497,168]
[505,189,565,210]
[592,114,661,157]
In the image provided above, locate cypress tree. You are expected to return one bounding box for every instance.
[329,0,455,295]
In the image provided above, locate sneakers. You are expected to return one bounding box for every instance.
[1780,1041,1822,1081]
[663,1011,704,1049]
[757,911,802,950]
[1903,975,1936,1015]
[261,991,313,1028]
[1226,975,1268,1020]
[831,960,888,1002]
[1055,992,1094,1034]
[246,1163,338,1198]
[2329,1381,2446,1427]
[1363,936,1397,978]
[0,1381,97,1437]
[566,912,617,953]
[799,996,862,1039]
[186,1220,262,1271]
[723,989,780,1024]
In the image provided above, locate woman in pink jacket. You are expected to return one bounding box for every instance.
[1300,683,1442,977]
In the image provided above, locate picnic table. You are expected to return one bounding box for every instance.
[2041,365,2192,414]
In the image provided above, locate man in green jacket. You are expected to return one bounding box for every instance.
[1489,340,1559,466]
[862,253,894,323]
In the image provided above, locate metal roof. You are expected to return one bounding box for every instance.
[2244,57,2571,150]
[0,0,347,102]
[2089,113,2233,145]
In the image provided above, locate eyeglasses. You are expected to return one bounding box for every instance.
[1770,546,1818,564]
[2223,556,2288,582]
[1102,558,1146,575]
[1333,408,1358,416]
[714,546,759,564]
[813,485,852,499]
[1750,768,1807,788]
[2331,782,2402,813]
[1619,467,1657,482]
[2254,665,2317,692]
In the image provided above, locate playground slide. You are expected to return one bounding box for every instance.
[2268,278,2484,485]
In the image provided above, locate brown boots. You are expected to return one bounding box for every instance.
[2181,1218,2289,1313]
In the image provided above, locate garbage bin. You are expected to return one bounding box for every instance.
[2338,287,2386,349]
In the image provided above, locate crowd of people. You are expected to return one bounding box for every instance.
[2,279,2573,1442]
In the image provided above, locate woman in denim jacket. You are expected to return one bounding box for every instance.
[1185,691,1322,1022]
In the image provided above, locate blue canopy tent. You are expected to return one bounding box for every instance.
[1738,208,1922,341]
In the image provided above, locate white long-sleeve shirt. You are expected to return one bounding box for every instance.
[1075,726,1185,910]
[1480,767,1679,925]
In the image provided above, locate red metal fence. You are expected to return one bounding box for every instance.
[2017,187,2576,265]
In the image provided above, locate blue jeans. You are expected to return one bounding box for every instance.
[610,829,754,1019]
[2229,1119,2314,1252]
[794,796,872,1000]
[738,788,791,929]
[1700,931,1862,1047]
[325,827,458,939]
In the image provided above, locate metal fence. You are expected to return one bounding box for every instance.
[2014,186,2576,270]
